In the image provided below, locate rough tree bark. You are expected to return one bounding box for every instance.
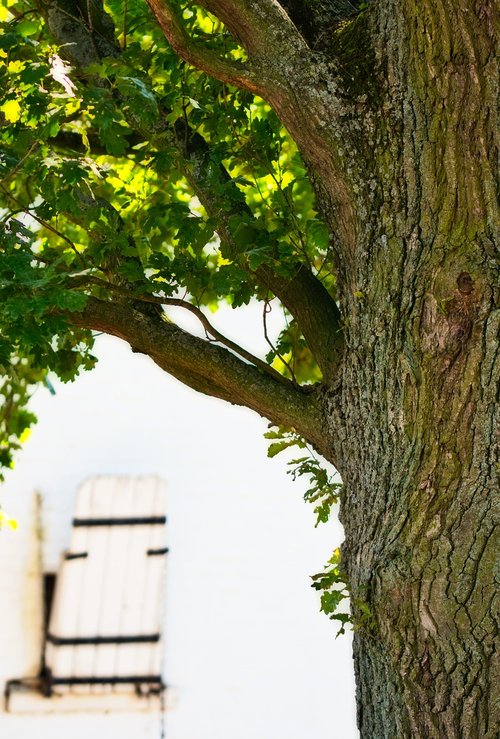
[324,4,499,736]
[37,0,499,736]
[146,2,499,733]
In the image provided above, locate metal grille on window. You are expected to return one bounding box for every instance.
[44,476,168,696]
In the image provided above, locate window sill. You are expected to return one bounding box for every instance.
[5,687,175,714]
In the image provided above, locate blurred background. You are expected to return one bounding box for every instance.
[0,303,357,738]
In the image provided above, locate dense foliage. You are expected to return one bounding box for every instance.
[0,1,335,469]
[0,0,348,622]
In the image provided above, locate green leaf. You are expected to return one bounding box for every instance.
[267,441,292,458]
[116,76,159,124]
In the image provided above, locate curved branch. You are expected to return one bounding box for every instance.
[145,0,262,93]
[143,295,291,385]
[199,0,307,55]
[276,1,364,48]
[175,125,344,381]
[70,296,329,455]
[77,275,294,388]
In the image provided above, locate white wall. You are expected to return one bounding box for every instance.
[0,303,357,738]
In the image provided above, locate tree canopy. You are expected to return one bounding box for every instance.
[0,0,355,629]
[0,0,350,473]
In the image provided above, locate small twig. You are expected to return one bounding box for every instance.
[78,275,294,388]
[0,186,87,268]
[0,141,40,187]
[262,299,299,386]
[122,0,128,49]
[7,7,37,22]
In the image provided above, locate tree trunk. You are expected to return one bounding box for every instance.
[34,1,498,734]
[143,2,499,733]
[314,1,499,735]
[332,242,498,738]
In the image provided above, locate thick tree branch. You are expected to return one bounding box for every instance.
[37,0,120,68]
[199,0,307,55]
[145,0,262,93]
[175,125,344,381]
[70,297,329,455]
[75,275,294,388]
[146,0,310,99]
[276,1,364,48]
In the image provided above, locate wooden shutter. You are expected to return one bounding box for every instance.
[45,476,167,694]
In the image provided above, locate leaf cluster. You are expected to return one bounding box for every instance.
[0,355,42,482]
[265,426,349,632]
[265,426,341,526]
[0,4,336,478]
[310,548,351,636]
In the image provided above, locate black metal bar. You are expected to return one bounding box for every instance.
[64,552,88,560]
[73,516,166,527]
[146,547,169,556]
[47,633,161,646]
[50,675,163,686]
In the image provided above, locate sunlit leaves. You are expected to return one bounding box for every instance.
[265,425,349,630]
[115,75,159,126]
[266,319,322,384]
[0,98,20,122]
[0,357,41,483]
[310,549,351,636]
[0,213,95,418]
[0,1,337,480]
[0,508,18,529]
[264,426,341,526]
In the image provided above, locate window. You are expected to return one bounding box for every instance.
[6,476,168,709]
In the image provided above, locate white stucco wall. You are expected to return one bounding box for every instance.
[0,304,357,738]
